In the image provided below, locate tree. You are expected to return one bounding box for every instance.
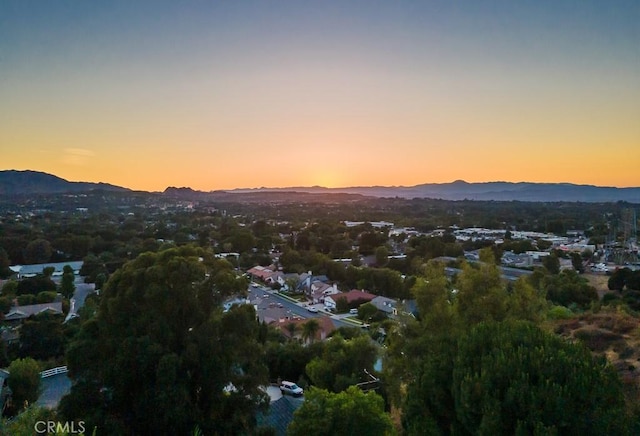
[608,268,631,291]
[60,264,76,298]
[0,296,12,314]
[94,272,107,290]
[284,322,298,339]
[544,269,597,309]
[59,246,269,435]
[571,252,585,273]
[359,231,387,256]
[454,261,508,326]
[335,296,350,313]
[19,313,66,360]
[357,302,378,322]
[24,239,52,264]
[80,253,107,283]
[227,229,256,253]
[1,280,18,297]
[478,246,497,265]
[16,276,56,296]
[301,319,320,344]
[375,246,389,267]
[0,247,11,279]
[7,358,41,411]
[287,386,395,436]
[0,405,56,435]
[265,341,322,384]
[506,278,547,323]
[542,253,560,274]
[452,321,628,435]
[306,335,378,392]
[395,263,459,434]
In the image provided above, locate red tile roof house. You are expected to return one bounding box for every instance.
[247,266,276,282]
[323,289,376,311]
[275,316,335,344]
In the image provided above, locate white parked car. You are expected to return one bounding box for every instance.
[307,306,319,313]
[280,381,304,396]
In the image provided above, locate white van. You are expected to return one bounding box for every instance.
[279,381,304,397]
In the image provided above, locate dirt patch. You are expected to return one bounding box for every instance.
[583,273,612,299]
[551,309,640,409]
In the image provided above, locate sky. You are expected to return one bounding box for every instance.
[1,1,639,191]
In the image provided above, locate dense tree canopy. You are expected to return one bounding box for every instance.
[18,313,66,360]
[386,261,632,435]
[59,246,266,435]
[7,358,41,413]
[288,386,394,436]
[452,321,628,435]
[306,334,378,393]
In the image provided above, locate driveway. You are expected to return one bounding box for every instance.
[65,282,96,321]
[36,374,72,409]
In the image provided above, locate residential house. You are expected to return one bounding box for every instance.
[370,296,398,318]
[275,316,335,344]
[309,281,339,304]
[9,261,83,279]
[247,265,276,282]
[324,289,376,310]
[296,273,329,293]
[266,271,286,287]
[3,302,64,324]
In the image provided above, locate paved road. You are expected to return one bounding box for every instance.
[36,374,72,409]
[248,284,360,329]
[65,282,96,321]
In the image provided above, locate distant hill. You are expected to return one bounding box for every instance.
[3,170,638,202]
[230,180,640,203]
[0,170,130,195]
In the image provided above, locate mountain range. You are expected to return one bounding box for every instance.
[231,180,640,203]
[0,170,129,195]
[1,170,639,203]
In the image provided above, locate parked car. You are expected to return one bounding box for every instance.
[280,381,304,396]
[307,306,319,313]
[349,308,358,314]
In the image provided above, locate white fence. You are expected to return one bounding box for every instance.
[40,366,68,379]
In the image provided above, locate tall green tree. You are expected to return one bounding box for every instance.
[19,313,66,360]
[0,247,11,279]
[24,239,52,264]
[505,277,547,323]
[59,246,268,435]
[542,253,560,274]
[544,269,597,308]
[301,319,320,344]
[454,261,508,325]
[375,246,389,267]
[288,386,395,436]
[394,262,459,434]
[452,321,628,435]
[306,335,378,392]
[7,357,41,411]
[60,264,76,298]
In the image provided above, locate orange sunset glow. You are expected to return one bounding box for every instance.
[1,1,638,191]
